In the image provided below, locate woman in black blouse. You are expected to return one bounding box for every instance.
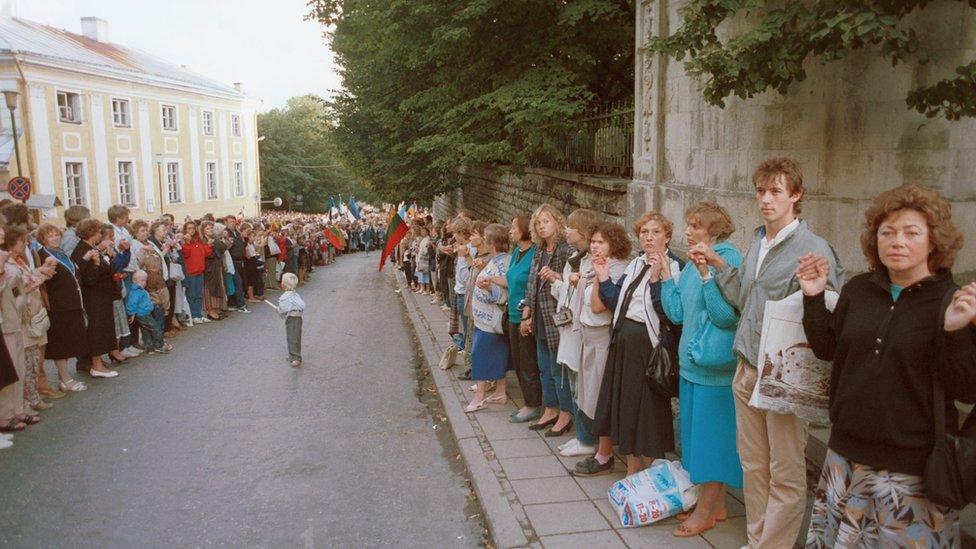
[799,184,976,548]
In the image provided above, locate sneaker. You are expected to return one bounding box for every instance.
[162,343,173,352]
[560,440,596,457]
[572,455,614,477]
[155,347,170,354]
[440,305,450,311]
[238,307,250,314]
[290,360,301,367]
[557,439,575,451]
[121,347,142,358]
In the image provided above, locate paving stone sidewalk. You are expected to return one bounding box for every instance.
[395,272,750,549]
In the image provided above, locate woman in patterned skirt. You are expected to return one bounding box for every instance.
[800,184,976,548]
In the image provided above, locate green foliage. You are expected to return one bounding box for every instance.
[306,0,634,201]
[258,95,372,212]
[649,0,975,118]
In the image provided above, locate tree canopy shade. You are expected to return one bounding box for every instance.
[306,0,635,201]
[648,0,976,120]
[257,95,372,212]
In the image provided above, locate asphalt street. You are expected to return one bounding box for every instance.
[0,252,484,548]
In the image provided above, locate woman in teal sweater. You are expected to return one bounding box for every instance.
[660,202,743,538]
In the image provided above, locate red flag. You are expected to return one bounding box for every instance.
[378,210,409,272]
[323,226,346,250]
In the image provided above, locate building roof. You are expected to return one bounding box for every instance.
[0,17,244,98]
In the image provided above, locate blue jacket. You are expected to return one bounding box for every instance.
[661,240,742,386]
[125,285,155,317]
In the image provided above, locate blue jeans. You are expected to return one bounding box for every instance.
[231,260,246,308]
[136,306,164,351]
[184,274,204,318]
[537,339,574,411]
[454,293,467,350]
[566,370,597,445]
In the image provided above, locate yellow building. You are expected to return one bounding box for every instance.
[0,13,262,222]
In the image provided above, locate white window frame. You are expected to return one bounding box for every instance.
[111,97,131,128]
[164,160,184,204]
[205,161,219,200]
[56,90,83,124]
[161,104,178,131]
[116,159,138,208]
[202,110,215,136]
[231,114,241,137]
[233,161,244,197]
[62,159,89,207]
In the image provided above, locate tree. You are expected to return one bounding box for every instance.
[258,95,373,212]
[306,0,635,201]
[648,0,975,120]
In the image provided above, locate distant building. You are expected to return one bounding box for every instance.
[0,9,262,221]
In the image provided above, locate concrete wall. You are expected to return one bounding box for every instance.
[433,165,630,224]
[633,0,976,273]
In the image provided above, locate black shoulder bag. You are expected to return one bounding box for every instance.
[924,290,976,510]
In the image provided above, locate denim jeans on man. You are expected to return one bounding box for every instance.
[231,260,247,308]
[453,293,467,350]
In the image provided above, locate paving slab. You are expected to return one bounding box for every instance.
[499,455,570,480]
[616,526,712,548]
[524,501,612,536]
[511,477,589,505]
[490,438,555,459]
[540,530,627,549]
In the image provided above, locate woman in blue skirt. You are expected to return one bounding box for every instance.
[660,202,743,538]
[466,223,511,412]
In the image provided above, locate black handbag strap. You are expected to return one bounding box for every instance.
[611,262,651,337]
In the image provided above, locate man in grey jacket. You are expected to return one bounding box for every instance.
[691,157,844,548]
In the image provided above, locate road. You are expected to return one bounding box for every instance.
[0,252,484,548]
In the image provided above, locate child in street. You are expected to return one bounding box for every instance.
[126,270,170,354]
[277,273,305,367]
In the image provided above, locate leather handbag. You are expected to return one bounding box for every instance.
[645,321,679,398]
[924,290,976,509]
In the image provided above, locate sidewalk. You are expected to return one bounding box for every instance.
[395,272,749,548]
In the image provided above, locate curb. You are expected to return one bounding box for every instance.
[394,272,536,548]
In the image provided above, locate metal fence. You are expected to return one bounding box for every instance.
[532,101,634,177]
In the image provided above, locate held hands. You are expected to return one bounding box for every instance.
[519,318,533,337]
[945,283,976,331]
[796,253,830,296]
[650,251,671,280]
[688,242,723,271]
[476,276,492,290]
[538,266,561,283]
[568,273,581,287]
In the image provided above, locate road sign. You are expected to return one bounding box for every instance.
[7,176,31,201]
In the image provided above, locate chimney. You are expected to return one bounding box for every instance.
[233,82,243,93]
[80,17,108,42]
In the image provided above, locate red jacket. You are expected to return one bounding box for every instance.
[181,238,213,276]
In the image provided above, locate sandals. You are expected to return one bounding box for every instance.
[465,400,488,413]
[485,394,508,404]
[0,418,26,432]
[676,508,727,522]
[15,414,40,425]
[59,379,87,392]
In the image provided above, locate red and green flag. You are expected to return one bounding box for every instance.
[378,207,409,272]
[323,226,346,250]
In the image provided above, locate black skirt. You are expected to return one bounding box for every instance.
[46,309,91,360]
[593,319,674,458]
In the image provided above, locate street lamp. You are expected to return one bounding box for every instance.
[3,90,23,177]
[154,153,164,215]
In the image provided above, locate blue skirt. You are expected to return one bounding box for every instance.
[471,328,508,381]
[679,377,743,488]
[417,271,431,284]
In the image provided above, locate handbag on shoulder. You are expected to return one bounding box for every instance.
[924,290,976,509]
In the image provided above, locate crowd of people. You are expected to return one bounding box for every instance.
[0,203,385,448]
[396,156,976,547]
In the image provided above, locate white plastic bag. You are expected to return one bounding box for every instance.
[608,459,698,528]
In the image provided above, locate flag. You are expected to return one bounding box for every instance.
[323,226,346,250]
[378,208,409,272]
[348,195,362,220]
[407,201,417,218]
[328,197,336,211]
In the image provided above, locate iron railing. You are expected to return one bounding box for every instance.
[532,101,634,177]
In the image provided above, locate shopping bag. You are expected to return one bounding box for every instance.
[608,459,698,528]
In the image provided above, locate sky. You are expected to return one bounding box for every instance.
[13,0,342,111]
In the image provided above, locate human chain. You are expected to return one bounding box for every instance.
[391,155,976,547]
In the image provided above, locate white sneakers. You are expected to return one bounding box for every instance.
[559,439,596,457]
[121,346,143,358]
[193,317,211,324]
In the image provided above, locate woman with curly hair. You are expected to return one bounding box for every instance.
[800,184,976,548]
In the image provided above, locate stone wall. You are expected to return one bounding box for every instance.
[433,165,630,224]
[633,0,976,273]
